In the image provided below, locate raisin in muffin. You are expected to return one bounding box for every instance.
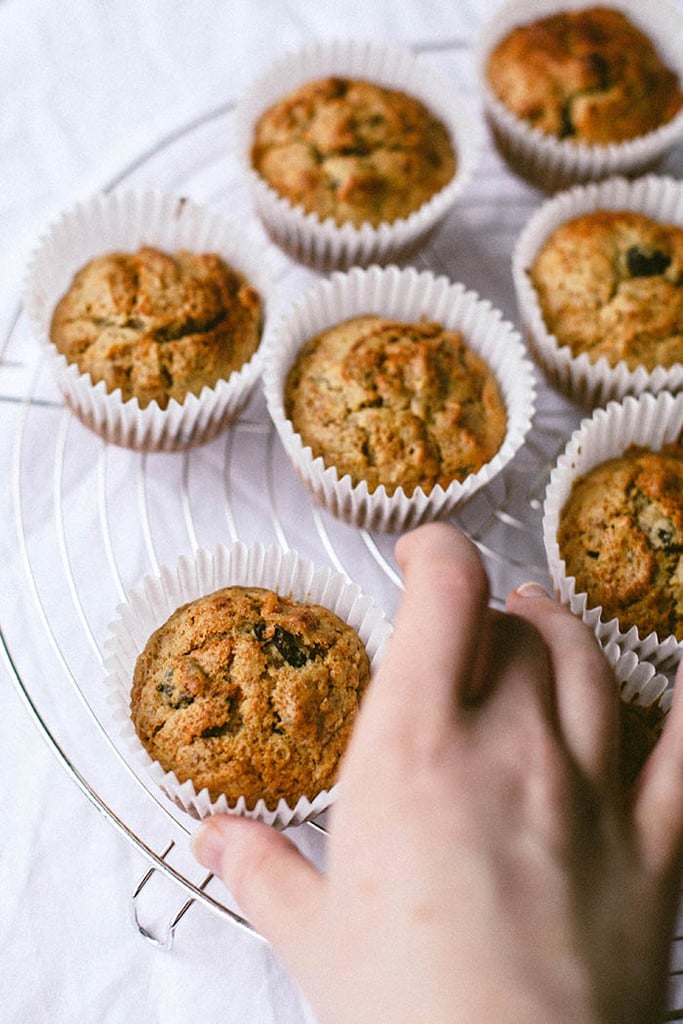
[130,585,371,809]
[50,246,263,409]
[284,315,507,498]
[557,443,683,641]
[251,76,456,228]
[528,209,683,372]
[486,6,683,145]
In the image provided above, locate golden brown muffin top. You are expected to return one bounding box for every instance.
[50,246,263,409]
[558,444,683,640]
[284,315,507,497]
[529,210,683,371]
[130,585,371,809]
[251,76,456,227]
[486,6,683,143]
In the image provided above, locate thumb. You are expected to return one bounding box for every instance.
[191,814,325,956]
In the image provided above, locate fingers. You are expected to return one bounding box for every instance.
[353,523,491,758]
[632,668,683,876]
[505,583,620,788]
[191,815,324,958]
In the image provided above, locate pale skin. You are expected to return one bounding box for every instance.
[192,522,683,1024]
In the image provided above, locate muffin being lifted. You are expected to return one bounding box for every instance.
[130,585,371,810]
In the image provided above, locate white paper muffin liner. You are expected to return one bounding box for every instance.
[512,174,683,407]
[234,38,481,270]
[543,391,683,678]
[103,541,392,829]
[475,0,683,193]
[261,264,536,532]
[23,189,276,451]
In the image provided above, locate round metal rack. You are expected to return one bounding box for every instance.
[3,40,683,1015]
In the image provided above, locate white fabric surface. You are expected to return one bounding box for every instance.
[2,2,683,1022]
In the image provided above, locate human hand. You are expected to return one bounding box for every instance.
[192,522,683,1024]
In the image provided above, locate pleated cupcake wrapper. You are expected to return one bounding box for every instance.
[543,391,683,678]
[234,38,481,270]
[23,189,277,451]
[103,540,392,829]
[512,174,683,408]
[261,264,536,532]
[475,0,683,193]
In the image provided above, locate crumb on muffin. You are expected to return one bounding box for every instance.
[130,585,371,809]
[284,315,507,497]
[529,210,683,371]
[486,6,683,144]
[558,443,683,640]
[251,76,456,227]
[50,246,263,409]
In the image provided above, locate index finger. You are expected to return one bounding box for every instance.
[351,522,490,758]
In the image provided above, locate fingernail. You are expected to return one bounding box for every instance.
[190,819,224,873]
[514,581,549,598]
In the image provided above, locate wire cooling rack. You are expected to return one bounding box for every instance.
[3,40,683,1016]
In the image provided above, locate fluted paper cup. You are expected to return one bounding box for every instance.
[23,189,276,451]
[543,391,683,676]
[103,541,392,828]
[234,38,481,270]
[262,264,536,532]
[475,0,683,192]
[513,174,683,407]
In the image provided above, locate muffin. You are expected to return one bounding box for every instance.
[262,265,536,532]
[543,391,683,676]
[556,443,683,642]
[23,189,274,451]
[105,540,391,827]
[235,39,480,269]
[513,174,683,406]
[284,315,507,498]
[250,76,456,229]
[476,0,683,191]
[130,585,370,810]
[486,7,683,145]
[50,246,263,410]
[528,209,683,372]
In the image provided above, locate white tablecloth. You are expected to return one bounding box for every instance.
[3,2,683,1022]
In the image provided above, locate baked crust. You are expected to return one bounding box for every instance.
[529,210,683,371]
[487,7,683,144]
[285,315,507,497]
[558,444,683,640]
[251,76,456,227]
[130,585,370,809]
[50,246,262,409]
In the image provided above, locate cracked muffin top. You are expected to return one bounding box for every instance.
[486,6,683,144]
[250,76,456,228]
[528,209,683,371]
[130,585,371,809]
[284,315,507,497]
[557,443,683,641]
[50,246,263,409]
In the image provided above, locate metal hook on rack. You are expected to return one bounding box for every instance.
[130,839,214,950]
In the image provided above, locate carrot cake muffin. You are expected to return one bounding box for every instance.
[529,209,683,371]
[250,76,456,228]
[130,585,371,809]
[557,443,683,640]
[50,246,263,409]
[284,315,507,497]
[486,6,683,144]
